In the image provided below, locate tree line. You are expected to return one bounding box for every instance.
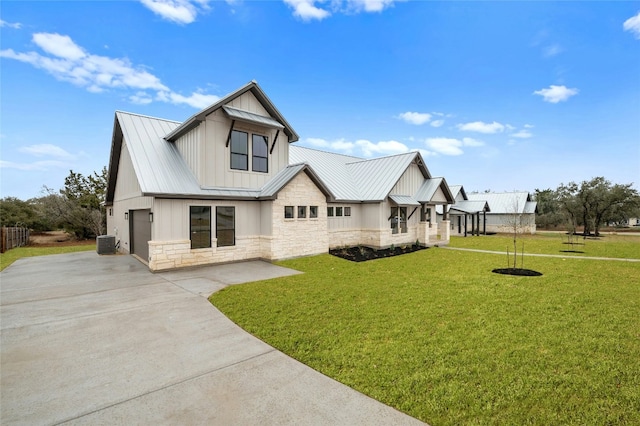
[0,168,107,239]
[535,177,640,236]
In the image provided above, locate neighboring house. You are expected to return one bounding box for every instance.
[105,81,455,271]
[439,185,491,236]
[466,191,537,234]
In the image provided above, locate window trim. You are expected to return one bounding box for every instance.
[252,134,269,173]
[344,207,351,217]
[327,207,334,217]
[284,206,294,219]
[230,130,249,171]
[309,205,318,219]
[216,206,235,247]
[190,206,212,249]
[336,207,343,217]
[298,206,307,219]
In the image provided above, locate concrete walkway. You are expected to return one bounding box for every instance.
[442,246,640,262]
[1,252,423,425]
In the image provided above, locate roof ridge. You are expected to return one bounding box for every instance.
[291,145,364,161]
[115,110,181,124]
[345,150,416,165]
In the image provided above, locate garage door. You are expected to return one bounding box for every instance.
[131,209,151,262]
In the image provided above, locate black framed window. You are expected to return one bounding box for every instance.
[190,206,211,249]
[390,206,408,234]
[230,131,248,170]
[284,206,294,219]
[310,206,318,218]
[327,207,334,217]
[344,207,351,217]
[216,206,235,247]
[298,206,307,218]
[252,134,268,173]
[336,207,343,217]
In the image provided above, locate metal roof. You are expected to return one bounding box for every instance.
[289,146,436,203]
[448,185,467,201]
[524,201,537,214]
[164,81,299,143]
[222,106,284,130]
[259,163,334,200]
[467,191,535,214]
[415,177,444,203]
[113,111,202,197]
[289,146,362,200]
[389,195,420,206]
[450,200,490,214]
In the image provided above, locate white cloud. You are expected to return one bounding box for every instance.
[0,19,22,29]
[283,0,331,21]
[0,160,69,171]
[430,119,444,128]
[345,0,396,13]
[543,43,563,58]
[356,139,408,157]
[397,111,431,125]
[423,137,484,156]
[19,144,74,159]
[303,137,408,157]
[510,130,533,139]
[457,121,505,134]
[139,0,210,24]
[462,137,484,147]
[524,124,534,128]
[33,33,86,60]
[0,32,218,109]
[623,11,640,39]
[533,84,579,103]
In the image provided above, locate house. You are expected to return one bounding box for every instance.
[443,185,491,236]
[466,191,537,234]
[105,81,455,271]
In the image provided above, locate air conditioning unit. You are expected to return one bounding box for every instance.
[96,235,116,255]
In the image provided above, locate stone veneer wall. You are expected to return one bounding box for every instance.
[268,172,329,260]
[328,229,362,248]
[148,235,263,271]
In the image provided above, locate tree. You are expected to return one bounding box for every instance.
[534,188,563,229]
[556,177,640,236]
[35,168,107,239]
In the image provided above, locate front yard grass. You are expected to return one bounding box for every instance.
[210,244,640,425]
[448,232,640,259]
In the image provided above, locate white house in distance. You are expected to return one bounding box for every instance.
[105,81,455,271]
[438,187,537,236]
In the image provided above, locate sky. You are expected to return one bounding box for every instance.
[1,1,639,200]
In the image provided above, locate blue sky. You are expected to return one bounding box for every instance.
[1,1,639,200]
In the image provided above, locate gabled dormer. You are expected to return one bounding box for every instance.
[165,81,299,190]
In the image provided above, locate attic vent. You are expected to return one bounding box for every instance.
[96,235,116,255]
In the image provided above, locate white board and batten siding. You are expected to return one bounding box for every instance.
[390,162,426,196]
[173,91,289,190]
[153,198,263,242]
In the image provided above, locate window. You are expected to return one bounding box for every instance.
[216,206,235,247]
[230,131,248,170]
[390,206,408,234]
[284,206,294,219]
[336,207,343,217]
[252,134,268,173]
[344,207,351,217]
[190,206,211,249]
[327,207,334,217]
[310,206,318,218]
[298,206,307,218]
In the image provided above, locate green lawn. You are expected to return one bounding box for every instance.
[448,232,640,259]
[210,240,640,425]
[0,244,96,271]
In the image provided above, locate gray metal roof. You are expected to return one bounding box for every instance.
[164,81,299,143]
[289,146,436,203]
[450,200,490,214]
[389,195,420,206]
[114,111,202,197]
[222,105,284,130]
[448,185,467,201]
[259,163,333,200]
[467,191,535,214]
[524,201,537,214]
[415,177,443,203]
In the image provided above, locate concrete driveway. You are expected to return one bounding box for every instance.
[1,252,423,425]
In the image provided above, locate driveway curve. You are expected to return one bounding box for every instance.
[1,252,423,425]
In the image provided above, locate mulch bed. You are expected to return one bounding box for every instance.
[330,244,427,262]
[492,268,543,277]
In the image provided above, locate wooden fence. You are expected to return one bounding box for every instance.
[1,227,30,253]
